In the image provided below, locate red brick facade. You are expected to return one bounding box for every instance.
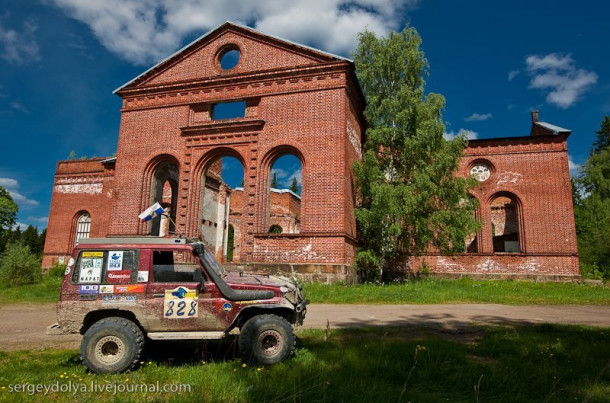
[42,22,580,281]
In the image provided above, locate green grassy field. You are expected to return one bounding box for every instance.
[0,275,62,305]
[1,275,609,306]
[305,277,610,305]
[0,324,608,402]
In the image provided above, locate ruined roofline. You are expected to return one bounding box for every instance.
[113,21,352,95]
[234,186,301,200]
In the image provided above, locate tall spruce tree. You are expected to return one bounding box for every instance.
[352,27,479,279]
[574,115,610,278]
[271,172,279,189]
[289,177,299,194]
[592,115,610,155]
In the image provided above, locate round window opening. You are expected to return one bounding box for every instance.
[470,163,491,182]
[219,48,240,70]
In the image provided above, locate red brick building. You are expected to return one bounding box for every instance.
[42,22,580,281]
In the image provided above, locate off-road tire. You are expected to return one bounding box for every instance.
[239,314,296,365]
[80,317,144,374]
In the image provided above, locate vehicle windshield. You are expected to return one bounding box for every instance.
[201,247,225,276]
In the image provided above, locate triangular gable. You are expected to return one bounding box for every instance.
[114,21,351,94]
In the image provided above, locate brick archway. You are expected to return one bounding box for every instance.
[140,154,181,235]
[259,145,305,234]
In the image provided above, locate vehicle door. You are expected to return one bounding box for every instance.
[145,248,222,331]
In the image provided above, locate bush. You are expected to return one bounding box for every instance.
[47,262,67,278]
[0,242,42,287]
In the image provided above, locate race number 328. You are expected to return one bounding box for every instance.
[164,298,198,318]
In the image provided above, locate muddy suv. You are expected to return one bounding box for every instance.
[48,237,307,373]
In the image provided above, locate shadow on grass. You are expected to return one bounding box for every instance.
[72,323,609,403]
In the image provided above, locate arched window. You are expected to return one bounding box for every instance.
[75,213,91,245]
[201,155,244,262]
[490,194,521,253]
[150,161,179,236]
[269,154,302,234]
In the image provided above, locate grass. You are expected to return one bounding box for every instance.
[0,275,61,305]
[305,277,610,305]
[1,276,609,306]
[0,324,608,402]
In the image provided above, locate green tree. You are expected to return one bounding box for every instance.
[289,177,299,194]
[574,124,610,279]
[592,115,610,155]
[271,172,279,189]
[21,225,44,256]
[0,242,42,286]
[352,27,479,280]
[67,150,77,160]
[0,186,18,231]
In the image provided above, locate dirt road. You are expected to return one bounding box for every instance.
[1,303,608,351]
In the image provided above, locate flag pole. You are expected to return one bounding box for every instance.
[162,213,184,237]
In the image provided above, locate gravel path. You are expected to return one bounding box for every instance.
[1,303,608,351]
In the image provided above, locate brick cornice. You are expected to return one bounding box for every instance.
[118,62,350,99]
[181,119,265,136]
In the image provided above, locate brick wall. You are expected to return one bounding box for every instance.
[42,159,115,267]
[42,23,579,281]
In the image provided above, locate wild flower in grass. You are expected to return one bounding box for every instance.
[256,367,263,372]
[233,369,237,372]
[79,378,82,382]
[242,363,247,368]
[125,378,129,383]
[201,361,207,365]
[140,361,145,365]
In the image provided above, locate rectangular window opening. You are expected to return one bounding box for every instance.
[212,101,246,120]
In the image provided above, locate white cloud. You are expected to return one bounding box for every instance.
[10,101,29,113]
[0,20,40,64]
[271,167,301,187]
[49,0,419,65]
[525,53,598,109]
[443,129,478,141]
[27,216,49,225]
[568,155,581,176]
[0,177,18,189]
[8,191,39,206]
[464,113,492,122]
[12,222,28,231]
[0,177,39,206]
[508,70,519,81]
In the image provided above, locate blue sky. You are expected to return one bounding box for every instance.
[0,0,607,230]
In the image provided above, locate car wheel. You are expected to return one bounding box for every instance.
[80,317,144,374]
[239,314,295,365]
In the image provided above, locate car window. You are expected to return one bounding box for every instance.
[105,250,139,284]
[152,250,201,283]
[72,251,105,284]
[72,250,139,284]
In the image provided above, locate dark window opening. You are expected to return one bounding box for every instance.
[269,225,283,234]
[226,225,235,262]
[212,101,246,120]
[220,49,240,70]
[151,161,179,236]
[491,196,521,253]
[152,250,200,283]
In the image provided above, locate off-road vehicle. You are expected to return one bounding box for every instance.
[48,237,308,373]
